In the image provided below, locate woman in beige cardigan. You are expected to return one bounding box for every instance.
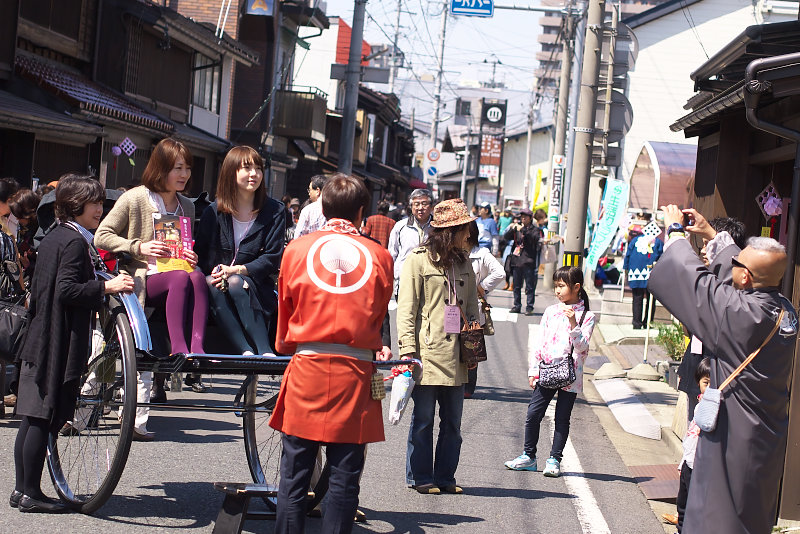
[396,198,479,495]
[95,138,207,439]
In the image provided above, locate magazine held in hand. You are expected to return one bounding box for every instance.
[153,214,193,273]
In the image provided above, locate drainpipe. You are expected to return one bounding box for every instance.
[744,52,800,296]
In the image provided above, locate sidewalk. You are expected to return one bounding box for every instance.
[586,318,684,534]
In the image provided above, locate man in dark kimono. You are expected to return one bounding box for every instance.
[649,205,798,534]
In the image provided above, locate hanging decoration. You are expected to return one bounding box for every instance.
[111,145,122,170]
[119,137,137,167]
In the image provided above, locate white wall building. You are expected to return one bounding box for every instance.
[501,125,554,209]
[621,0,796,181]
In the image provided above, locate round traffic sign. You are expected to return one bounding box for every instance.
[427,148,441,162]
[427,166,438,177]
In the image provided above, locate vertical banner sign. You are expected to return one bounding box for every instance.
[548,155,565,225]
[586,178,630,271]
[479,135,502,182]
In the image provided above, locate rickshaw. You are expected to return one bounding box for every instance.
[28,190,419,514]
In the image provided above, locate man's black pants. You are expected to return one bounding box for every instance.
[631,287,652,328]
[276,434,366,534]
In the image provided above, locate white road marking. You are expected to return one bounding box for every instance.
[490,307,518,323]
[561,439,612,534]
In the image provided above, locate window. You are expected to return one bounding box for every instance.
[192,54,221,114]
[20,0,82,40]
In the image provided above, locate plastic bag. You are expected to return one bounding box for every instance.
[388,371,415,425]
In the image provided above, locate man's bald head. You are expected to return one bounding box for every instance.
[734,237,787,289]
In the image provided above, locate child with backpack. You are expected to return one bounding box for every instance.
[504,266,596,476]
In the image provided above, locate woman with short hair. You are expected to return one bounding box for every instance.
[396,198,480,495]
[12,175,133,513]
[195,146,285,355]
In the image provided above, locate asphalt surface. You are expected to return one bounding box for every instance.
[0,286,665,534]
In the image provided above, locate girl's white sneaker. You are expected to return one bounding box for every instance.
[504,453,537,471]
[542,457,561,477]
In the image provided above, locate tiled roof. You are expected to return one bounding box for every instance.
[15,54,174,133]
[0,89,103,142]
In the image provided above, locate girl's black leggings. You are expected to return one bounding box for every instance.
[523,385,578,461]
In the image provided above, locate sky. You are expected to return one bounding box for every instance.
[321,0,544,93]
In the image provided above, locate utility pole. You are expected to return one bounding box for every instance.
[338,0,368,175]
[429,0,448,165]
[563,0,605,269]
[543,5,575,288]
[389,0,402,93]
[523,96,534,207]
[460,122,472,200]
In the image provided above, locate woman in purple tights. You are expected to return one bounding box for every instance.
[95,137,208,441]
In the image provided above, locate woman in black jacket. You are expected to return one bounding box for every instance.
[12,175,133,513]
[195,146,285,355]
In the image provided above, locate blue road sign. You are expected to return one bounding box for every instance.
[427,166,438,177]
[451,0,494,17]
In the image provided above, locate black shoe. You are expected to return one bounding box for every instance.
[632,325,642,330]
[59,423,80,437]
[9,490,22,508]
[509,307,521,313]
[18,494,68,513]
[189,382,207,393]
[525,309,534,316]
[132,429,155,442]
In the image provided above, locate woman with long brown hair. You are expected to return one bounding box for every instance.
[396,198,479,495]
[195,146,285,355]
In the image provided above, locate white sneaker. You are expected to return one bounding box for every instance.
[504,453,537,471]
[243,351,254,356]
[543,457,561,477]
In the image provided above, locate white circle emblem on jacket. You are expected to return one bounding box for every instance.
[306,234,373,294]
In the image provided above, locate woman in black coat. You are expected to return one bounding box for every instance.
[11,175,133,513]
[195,146,285,355]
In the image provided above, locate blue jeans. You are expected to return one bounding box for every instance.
[406,384,464,487]
[523,385,577,461]
[512,263,537,311]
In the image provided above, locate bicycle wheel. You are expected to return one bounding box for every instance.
[241,374,329,510]
[47,301,137,514]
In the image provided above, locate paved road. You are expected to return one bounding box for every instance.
[0,287,665,533]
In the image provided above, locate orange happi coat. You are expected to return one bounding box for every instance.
[269,219,394,443]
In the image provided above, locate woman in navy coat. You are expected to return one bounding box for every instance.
[12,175,133,513]
[195,146,285,355]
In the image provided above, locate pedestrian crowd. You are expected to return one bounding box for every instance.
[0,135,796,534]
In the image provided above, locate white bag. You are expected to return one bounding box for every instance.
[388,372,415,425]
[540,243,557,264]
[693,387,721,432]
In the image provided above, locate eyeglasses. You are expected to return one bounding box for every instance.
[411,201,431,208]
[731,256,754,278]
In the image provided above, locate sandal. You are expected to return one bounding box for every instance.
[412,483,440,495]
[440,484,463,494]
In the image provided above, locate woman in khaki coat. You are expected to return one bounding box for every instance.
[397,198,479,495]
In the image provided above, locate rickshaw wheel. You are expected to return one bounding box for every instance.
[241,374,329,511]
[47,301,137,514]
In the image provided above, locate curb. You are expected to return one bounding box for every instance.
[593,325,684,459]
